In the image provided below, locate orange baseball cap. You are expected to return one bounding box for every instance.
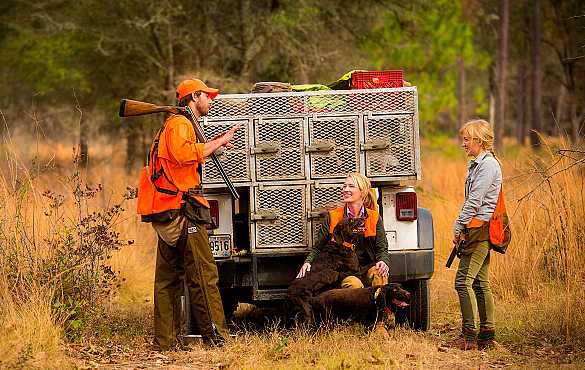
[176,78,219,101]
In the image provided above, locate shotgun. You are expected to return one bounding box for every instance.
[446,240,465,268]
[119,99,239,199]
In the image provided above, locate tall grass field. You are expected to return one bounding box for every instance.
[1,133,584,368]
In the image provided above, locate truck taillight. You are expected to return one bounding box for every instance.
[396,192,417,221]
[208,200,219,229]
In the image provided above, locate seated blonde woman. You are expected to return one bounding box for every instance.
[296,173,391,332]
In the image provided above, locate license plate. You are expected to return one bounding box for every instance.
[209,234,231,258]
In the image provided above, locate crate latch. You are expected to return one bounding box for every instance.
[250,210,279,221]
[305,139,335,153]
[361,139,390,151]
[307,209,328,219]
[251,142,280,154]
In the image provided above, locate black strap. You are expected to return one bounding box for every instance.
[149,119,180,196]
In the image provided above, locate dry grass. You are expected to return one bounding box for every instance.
[0,280,71,369]
[1,131,585,368]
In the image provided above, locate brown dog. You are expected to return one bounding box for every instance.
[309,283,411,325]
[287,218,364,324]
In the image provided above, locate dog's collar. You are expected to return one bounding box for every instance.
[342,241,355,250]
[374,287,382,300]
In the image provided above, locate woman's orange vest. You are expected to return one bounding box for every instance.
[137,114,209,217]
[328,207,378,237]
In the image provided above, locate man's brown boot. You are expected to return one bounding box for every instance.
[446,328,477,350]
[477,327,497,350]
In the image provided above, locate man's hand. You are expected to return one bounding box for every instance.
[453,233,461,245]
[203,124,240,157]
[375,261,389,277]
[218,124,240,148]
[296,262,311,279]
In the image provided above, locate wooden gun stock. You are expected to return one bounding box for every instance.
[118,98,239,199]
[119,99,181,117]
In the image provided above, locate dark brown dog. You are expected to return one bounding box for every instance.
[287,218,364,324]
[308,283,411,325]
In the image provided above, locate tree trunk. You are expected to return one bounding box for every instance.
[457,56,466,131]
[495,0,509,151]
[166,20,175,104]
[571,101,585,144]
[489,65,497,127]
[529,0,542,147]
[76,95,90,168]
[238,0,253,80]
[555,84,566,130]
[517,60,528,146]
[125,124,141,173]
[79,115,89,168]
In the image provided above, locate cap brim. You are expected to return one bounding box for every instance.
[203,88,219,100]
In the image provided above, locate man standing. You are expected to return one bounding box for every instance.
[137,78,239,350]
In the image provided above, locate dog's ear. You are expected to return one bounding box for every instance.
[332,224,343,245]
[333,218,352,244]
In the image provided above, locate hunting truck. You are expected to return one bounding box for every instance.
[187,78,434,331]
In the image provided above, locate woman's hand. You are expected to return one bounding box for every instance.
[296,262,311,278]
[375,261,389,277]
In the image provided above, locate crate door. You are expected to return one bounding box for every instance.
[253,185,307,249]
[202,119,251,183]
[309,183,343,246]
[308,116,360,179]
[253,118,305,181]
[364,114,416,178]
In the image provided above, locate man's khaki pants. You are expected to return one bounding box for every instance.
[153,220,228,349]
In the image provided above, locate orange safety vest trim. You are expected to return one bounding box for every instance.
[137,114,208,217]
[467,217,484,228]
[328,207,378,237]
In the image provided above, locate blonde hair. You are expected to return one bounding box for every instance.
[347,172,377,210]
[459,119,495,151]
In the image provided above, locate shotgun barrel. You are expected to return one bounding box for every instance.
[118,99,239,199]
[446,240,465,268]
[183,106,239,199]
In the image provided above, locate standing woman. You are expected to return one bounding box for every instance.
[451,119,502,350]
[296,172,390,288]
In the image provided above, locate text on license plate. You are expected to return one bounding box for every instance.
[209,234,231,258]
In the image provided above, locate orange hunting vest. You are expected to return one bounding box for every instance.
[328,207,378,237]
[137,114,209,217]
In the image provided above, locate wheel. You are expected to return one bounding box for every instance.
[395,279,430,331]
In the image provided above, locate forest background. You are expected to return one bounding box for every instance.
[1,0,585,368]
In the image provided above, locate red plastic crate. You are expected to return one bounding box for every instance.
[351,70,404,89]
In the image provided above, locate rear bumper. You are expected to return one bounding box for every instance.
[217,248,434,290]
[387,249,434,281]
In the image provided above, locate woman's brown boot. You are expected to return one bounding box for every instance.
[446,328,477,350]
[477,327,497,350]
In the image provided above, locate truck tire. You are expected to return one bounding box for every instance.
[395,279,430,331]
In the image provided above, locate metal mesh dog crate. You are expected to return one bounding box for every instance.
[308,116,360,179]
[309,182,345,245]
[254,118,305,181]
[202,118,251,183]
[251,184,307,249]
[203,87,420,251]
